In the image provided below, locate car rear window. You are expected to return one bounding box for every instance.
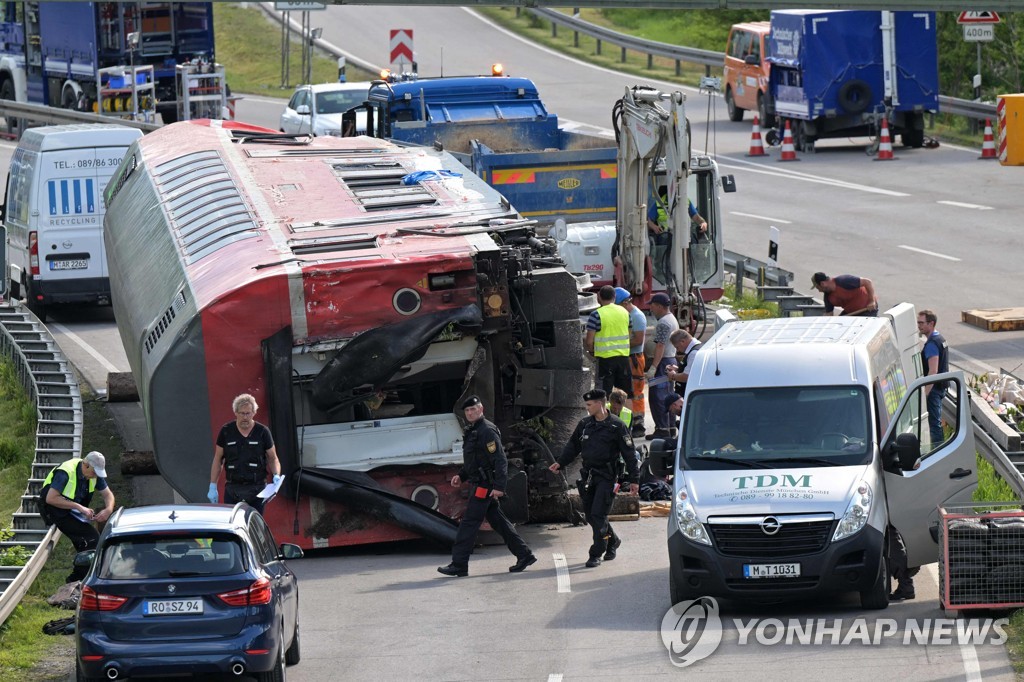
[98,535,246,579]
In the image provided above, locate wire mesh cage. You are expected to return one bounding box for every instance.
[939,503,1024,610]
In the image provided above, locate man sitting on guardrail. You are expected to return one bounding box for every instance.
[38,451,116,583]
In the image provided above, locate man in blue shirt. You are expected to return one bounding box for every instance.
[615,287,648,437]
[917,309,949,446]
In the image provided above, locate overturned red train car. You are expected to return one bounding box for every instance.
[104,122,590,549]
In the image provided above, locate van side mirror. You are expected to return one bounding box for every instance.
[721,174,736,193]
[885,432,921,474]
[73,549,96,569]
[648,438,674,477]
[295,104,311,116]
[744,54,760,66]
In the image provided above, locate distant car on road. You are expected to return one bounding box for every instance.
[74,503,303,682]
[279,82,370,136]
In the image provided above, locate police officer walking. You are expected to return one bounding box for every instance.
[549,389,639,568]
[208,393,281,514]
[439,396,537,577]
[39,451,116,583]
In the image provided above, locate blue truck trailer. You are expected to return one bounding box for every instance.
[352,76,617,224]
[0,2,215,136]
[766,10,938,151]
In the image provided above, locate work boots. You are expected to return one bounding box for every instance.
[437,563,468,577]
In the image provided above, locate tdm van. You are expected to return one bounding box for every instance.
[2,124,142,321]
[649,303,977,610]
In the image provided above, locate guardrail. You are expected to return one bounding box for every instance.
[0,99,160,133]
[0,300,82,626]
[529,8,998,122]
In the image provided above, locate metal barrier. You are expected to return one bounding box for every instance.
[0,99,160,133]
[0,300,82,626]
[528,8,998,123]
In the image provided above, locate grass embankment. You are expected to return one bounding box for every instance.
[475,7,985,147]
[214,3,377,97]
[0,359,132,681]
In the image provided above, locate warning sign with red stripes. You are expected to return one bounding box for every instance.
[957,11,1000,24]
[389,29,414,72]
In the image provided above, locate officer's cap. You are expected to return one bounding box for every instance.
[582,388,607,402]
[461,395,482,409]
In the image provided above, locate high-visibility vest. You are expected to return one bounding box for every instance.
[594,304,630,358]
[607,404,633,428]
[42,458,96,501]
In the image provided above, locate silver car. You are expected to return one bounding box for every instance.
[279,82,369,137]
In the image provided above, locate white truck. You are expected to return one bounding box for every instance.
[649,303,978,609]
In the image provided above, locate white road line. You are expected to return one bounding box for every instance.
[548,675,564,682]
[922,564,982,682]
[897,245,961,262]
[730,211,792,224]
[950,349,997,375]
[938,200,994,211]
[553,553,571,593]
[716,158,911,196]
[49,322,121,374]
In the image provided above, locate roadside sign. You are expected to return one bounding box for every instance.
[964,24,995,42]
[957,11,1000,24]
[275,2,327,10]
[390,29,414,72]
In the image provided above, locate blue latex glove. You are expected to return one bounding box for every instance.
[272,474,283,487]
[207,483,218,504]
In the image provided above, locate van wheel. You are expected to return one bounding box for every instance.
[757,93,773,128]
[0,79,22,140]
[725,88,744,122]
[24,279,47,322]
[860,553,889,610]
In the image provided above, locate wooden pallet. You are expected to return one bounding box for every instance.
[962,307,1024,332]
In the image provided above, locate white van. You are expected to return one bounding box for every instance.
[649,303,978,609]
[2,124,142,321]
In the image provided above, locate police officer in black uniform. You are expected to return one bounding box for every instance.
[438,396,537,577]
[208,393,281,514]
[550,389,640,568]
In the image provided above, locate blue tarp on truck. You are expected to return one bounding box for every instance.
[766,10,938,149]
[359,76,617,224]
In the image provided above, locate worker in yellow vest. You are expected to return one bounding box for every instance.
[606,388,633,429]
[584,285,634,410]
[38,451,116,583]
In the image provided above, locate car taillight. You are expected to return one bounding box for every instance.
[28,231,39,277]
[217,577,272,606]
[79,585,127,611]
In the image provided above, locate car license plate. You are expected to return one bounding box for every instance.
[743,563,801,579]
[143,598,204,616]
[50,259,88,271]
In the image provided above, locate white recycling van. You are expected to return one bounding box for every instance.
[2,124,142,321]
[649,303,978,610]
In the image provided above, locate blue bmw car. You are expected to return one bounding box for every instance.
[75,503,302,681]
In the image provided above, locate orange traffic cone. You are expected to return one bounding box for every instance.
[746,115,766,157]
[778,120,799,162]
[980,119,998,159]
[875,118,895,161]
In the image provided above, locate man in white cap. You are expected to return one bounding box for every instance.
[39,451,116,582]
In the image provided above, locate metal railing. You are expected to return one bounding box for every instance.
[0,301,82,626]
[529,8,998,122]
[0,99,160,133]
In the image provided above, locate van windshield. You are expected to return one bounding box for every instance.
[681,386,871,470]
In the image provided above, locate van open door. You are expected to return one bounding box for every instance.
[1,222,6,300]
[882,370,977,567]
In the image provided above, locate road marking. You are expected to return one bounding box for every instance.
[923,564,982,681]
[49,322,121,374]
[938,200,993,210]
[717,157,911,196]
[730,211,792,224]
[553,553,571,593]
[950,349,997,375]
[548,675,564,682]
[897,245,962,261]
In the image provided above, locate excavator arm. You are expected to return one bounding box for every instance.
[613,86,692,303]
